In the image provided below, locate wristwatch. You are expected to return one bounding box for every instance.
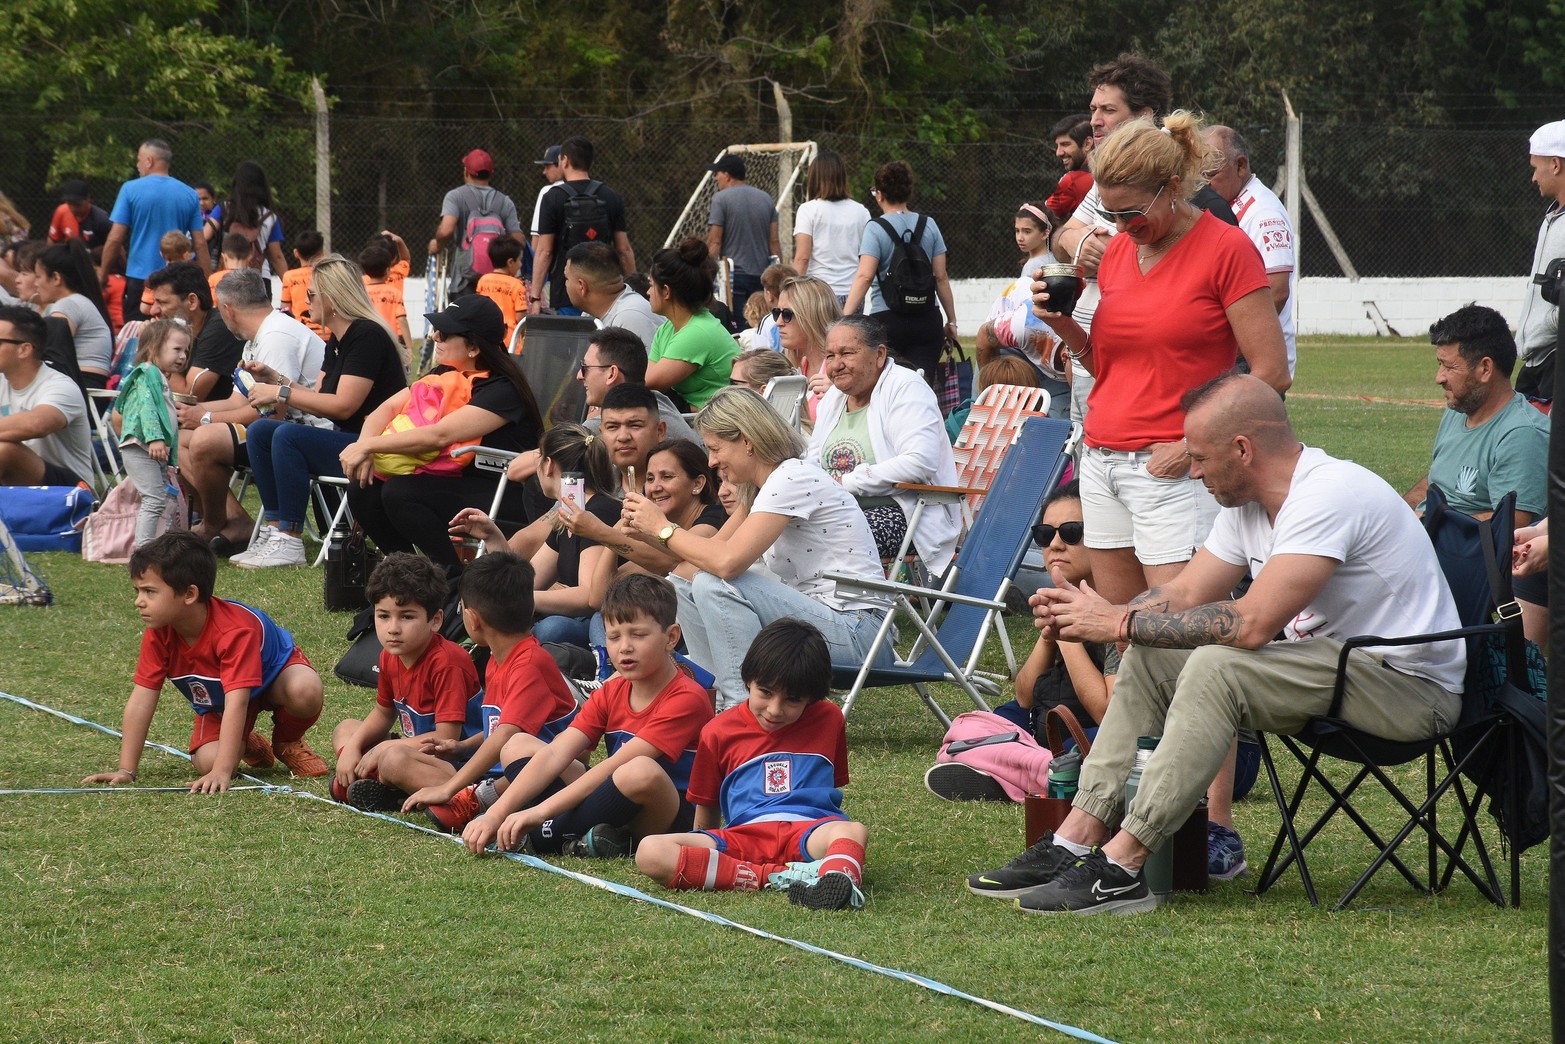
[657,523,680,547]
[199,411,212,426]
[276,383,292,404]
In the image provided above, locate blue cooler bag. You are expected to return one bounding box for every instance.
[0,485,96,551]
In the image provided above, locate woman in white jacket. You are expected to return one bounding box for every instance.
[805,314,961,574]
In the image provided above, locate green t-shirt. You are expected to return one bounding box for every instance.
[819,403,897,508]
[647,309,738,410]
[1425,391,1549,518]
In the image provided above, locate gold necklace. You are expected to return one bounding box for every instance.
[1137,210,1197,266]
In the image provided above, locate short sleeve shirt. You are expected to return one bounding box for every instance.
[707,183,778,277]
[858,212,948,314]
[189,310,247,401]
[545,492,623,587]
[467,372,542,453]
[480,635,578,739]
[599,286,667,352]
[0,362,93,482]
[749,458,890,611]
[795,197,872,297]
[537,180,630,309]
[1425,392,1550,518]
[647,309,738,409]
[375,632,480,736]
[685,699,849,826]
[134,598,297,715]
[247,311,327,423]
[108,175,203,280]
[44,293,114,373]
[569,671,714,795]
[319,318,407,432]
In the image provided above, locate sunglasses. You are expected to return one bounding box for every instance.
[1032,521,1085,547]
[770,307,795,324]
[1098,183,1167,233]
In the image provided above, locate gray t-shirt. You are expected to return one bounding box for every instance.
[440,183,522,291]
[45,294,114,374]
[858,212,948,314]
[708,183,778,278]
[599,286,667,352]
[0,363,93,482]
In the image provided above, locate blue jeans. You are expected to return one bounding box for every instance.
[533,613,591,648]
[246,419,355,530]
[672,569,892,711]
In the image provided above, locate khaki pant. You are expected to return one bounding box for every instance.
[1073,640,1462,851]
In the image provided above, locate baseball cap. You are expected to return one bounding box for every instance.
[707,155,746,180]
[1530,121,1565,159]
[462,149,494,177]
[424,296,505,349]
[59,179,89,203]
[534,145,563,167]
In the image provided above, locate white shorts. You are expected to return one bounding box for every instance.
[1078,445,1219,566]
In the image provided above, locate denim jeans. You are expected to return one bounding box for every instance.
[246,419,355,530]
[672,569,893,711]
[533,613,591,648]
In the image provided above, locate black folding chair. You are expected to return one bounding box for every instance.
[1252,487,1525,910]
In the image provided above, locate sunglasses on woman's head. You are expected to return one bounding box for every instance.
[770,307,795,324]
[1032,521,1085,547]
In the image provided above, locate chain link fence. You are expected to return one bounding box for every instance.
[0,109,1548,283]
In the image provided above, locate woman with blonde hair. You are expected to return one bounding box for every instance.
[728,348,797,394]
[1032,111,1290,603]
[235,253,409,567]
[777,274,839,420]
[620,386,892,710]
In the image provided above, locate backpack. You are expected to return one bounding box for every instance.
[872,213,937,314]
[557,180,613,255]
[459,186,506,282]
[82,476,186,564]
[224,209,272,267]
[933,710,1054,802]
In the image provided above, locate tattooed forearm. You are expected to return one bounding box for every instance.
[1128,586,1172,615]
[1129,602,1243,648]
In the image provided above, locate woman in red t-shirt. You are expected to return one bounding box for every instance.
[1034,112,1290,604]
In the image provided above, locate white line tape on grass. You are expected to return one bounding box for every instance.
[2,690,1118,1043]
[0,785,282,795]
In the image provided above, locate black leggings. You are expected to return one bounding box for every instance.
[348,470,528,575]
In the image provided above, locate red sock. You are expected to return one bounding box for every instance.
[271,706,320,745]
[819,839,866,885]
[671,848,786,891]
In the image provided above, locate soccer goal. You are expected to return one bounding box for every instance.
[0,515,52,606]
[664,142,818,310]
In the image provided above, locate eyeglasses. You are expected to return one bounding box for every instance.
[305,289,318,300]
[1099,183,1167,234]
[578,362,613,374]
[1032,521,1085,547]
[0,337,28,347]
[770,308,795,324]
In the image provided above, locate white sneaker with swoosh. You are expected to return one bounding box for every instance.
[1016,851,1161,916]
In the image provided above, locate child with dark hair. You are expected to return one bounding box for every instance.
[458,573,713,857]
[477,236,528,348]
[404,552,579,829]
[83,530,327,791]
[329,553,481,811]
[359,236,412,364]
[280,230,327,338]
[636,618,868,910]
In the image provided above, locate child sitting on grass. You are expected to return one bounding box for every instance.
[459,573,713,857]
[330,553,480,811]
[636,618,868,910]
[83,530,327,792]
[400,552,579,828]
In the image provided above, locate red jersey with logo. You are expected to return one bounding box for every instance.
[686,700,849,826]
[375,632,479,737]
[570,670,713,795]
[133,597,297,716]
[481,635,577,741]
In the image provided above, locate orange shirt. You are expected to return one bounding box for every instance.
[280,264,324,338]
[387,258,410,286]
[476,272,528,349]
[364,277,407,333]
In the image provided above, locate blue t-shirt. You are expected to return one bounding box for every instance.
[858,211,947,314]
[109,175,203,280]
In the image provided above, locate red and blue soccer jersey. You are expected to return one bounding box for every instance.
[480,635,579,747]
[375,632,479,738]
[570,671,713,796]
[686,700,850,827]
[134,598,296,717]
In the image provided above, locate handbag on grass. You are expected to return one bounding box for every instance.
[1025,706,1094,844]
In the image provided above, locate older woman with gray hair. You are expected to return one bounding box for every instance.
[805,314,961,573]
[619,386,891,710]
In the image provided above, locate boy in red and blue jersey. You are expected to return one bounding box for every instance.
[459,574,713,857]
[637,619,868,910]
[83,531,327,792]
[400,553,579,829]
[330,553,480,811]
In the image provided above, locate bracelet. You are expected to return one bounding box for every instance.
[117,768,137,780]
[1124,608,1139,644]
[1063,338,1094,363]
[1117,611,1130,643]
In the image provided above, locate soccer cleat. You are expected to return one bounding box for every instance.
[330,776,349,803]
[787,870,865,911]
[766,859,826,891]
[425,785,481,833]
[924,762,1010,802]
[1207,822,1249,880]
[273,739,328,777]
[230,526,278,566]
[241,729,275,769]
[346,777,411,812]
[237,532,307,569]
[1015,851,1160,916]
[562,822,633,858]
[966,833,1081,898]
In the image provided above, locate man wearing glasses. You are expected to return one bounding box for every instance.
[0,306,93,488]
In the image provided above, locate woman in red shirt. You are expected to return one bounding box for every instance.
[1035,112,1290,603]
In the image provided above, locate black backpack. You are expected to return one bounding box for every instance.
[872,213,937,314]
[558,180,613,254]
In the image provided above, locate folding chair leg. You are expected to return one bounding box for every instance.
[1253,734,1320,906]
[913,683,953,730]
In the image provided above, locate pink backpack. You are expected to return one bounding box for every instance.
[82,477,186,564]
[935,710,1054,802]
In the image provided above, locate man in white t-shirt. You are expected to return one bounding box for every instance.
[0,306,93,486]
[967,374,1466,916]
[1206,125,1298,375]
[178,268,325,553]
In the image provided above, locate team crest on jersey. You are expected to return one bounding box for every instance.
[399,708,415,735]
[764,759,792,794]
[189,680,212,707]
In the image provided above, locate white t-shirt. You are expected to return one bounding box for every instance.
[0,362,94,482]
[246,310,327,426]
[1065,186,1118,330]
[750,457,891,612]
[795,197,872,297]
[1203,447,1466,692]
[530,181,563,236]
[1231,175,1297,375]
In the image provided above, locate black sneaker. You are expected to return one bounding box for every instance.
[562,823,633,858]
[787,870,865,910]
[924,763,1010,802]
[345,777,411,812]
[1015,850,1160,916]
[966,834,1080,898]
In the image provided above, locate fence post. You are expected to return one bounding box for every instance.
[1283,92,1301,272]
[773,79,794,264]
[313,77,331,253]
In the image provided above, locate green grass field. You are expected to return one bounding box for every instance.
[0,338,1547,1042]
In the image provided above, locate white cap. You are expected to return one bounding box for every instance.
[1529,120,1565,159]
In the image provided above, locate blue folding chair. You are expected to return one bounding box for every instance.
[825,416,1074,727]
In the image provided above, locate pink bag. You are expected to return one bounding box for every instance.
[82,475,186,564]
[935,710,1054,802]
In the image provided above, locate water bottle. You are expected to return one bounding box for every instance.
[1046,750,1081,799]
[1123,735,1173,904]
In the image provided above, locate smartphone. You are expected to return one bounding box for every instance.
[946,731,1020,755]
[560,472,585,512]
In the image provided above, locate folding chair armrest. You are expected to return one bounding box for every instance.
[450,445,520,473]
[893,482,984,499]
[1328,622,1504,718]
[823,570,1008,612]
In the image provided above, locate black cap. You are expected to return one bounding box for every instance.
[59,179,89,203]
[534,144,563,166]
[707,155,746,180]
[424,296,505,349]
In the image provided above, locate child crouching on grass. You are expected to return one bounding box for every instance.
[83,530,327,792]
[459,573,713,857]
[330,553,480,811]
[636,618,868,910]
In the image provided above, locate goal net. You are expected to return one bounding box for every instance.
[0,515,52,606]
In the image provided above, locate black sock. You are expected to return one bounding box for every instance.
[502,756,532,783]
[529,777,642,853]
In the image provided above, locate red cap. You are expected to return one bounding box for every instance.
[462,149,494,177]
